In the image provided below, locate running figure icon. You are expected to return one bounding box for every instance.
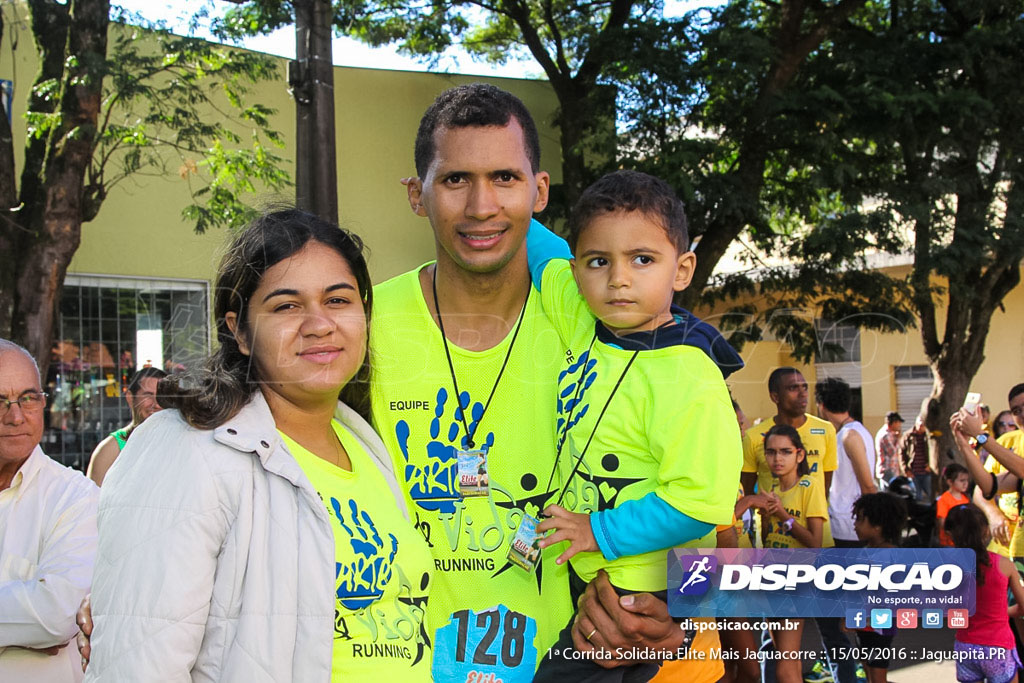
[678,556,713,594]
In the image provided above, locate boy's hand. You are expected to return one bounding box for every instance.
[537,504,598,565]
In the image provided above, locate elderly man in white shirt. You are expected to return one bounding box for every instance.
[0,339,98,682]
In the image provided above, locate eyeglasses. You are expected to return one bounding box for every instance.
[0,391,48,416]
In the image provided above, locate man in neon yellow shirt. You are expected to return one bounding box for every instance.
[370,85,693,682]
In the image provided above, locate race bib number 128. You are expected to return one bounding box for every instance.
[432,604,538,682]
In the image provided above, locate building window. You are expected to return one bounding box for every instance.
[814,319,861,363]
[894,364,934,422]
[43,274,209,469]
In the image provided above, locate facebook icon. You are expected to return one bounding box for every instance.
[845,609,866,629]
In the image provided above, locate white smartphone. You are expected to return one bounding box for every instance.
[963,392,982,414]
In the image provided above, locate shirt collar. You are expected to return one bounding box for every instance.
[5,445,45,498]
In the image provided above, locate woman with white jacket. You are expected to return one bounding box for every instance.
[83,210,433,682]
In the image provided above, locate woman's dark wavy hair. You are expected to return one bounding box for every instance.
[945,504,991,584]
[160,209,373,428]
[763,424,810,477]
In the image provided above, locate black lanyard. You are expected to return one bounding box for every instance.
[553,346,640,506]
[431,267,530,449]
[545,332,599,493]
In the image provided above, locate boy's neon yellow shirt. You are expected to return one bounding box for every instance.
[369,266,572,682]
[541,260,741,592]
[762,475,828,549]
[280,421,434,682]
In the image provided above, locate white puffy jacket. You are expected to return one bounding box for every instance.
[84,392,407,682]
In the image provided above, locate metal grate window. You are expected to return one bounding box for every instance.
[42,275,209,470]
[814,319,862,363]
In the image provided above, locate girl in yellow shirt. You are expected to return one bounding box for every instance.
[760,424,828,683]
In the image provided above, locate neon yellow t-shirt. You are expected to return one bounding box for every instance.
[369,266,572,682]
[762,475,828,549]
[280,421,433,682]
[540,260,741,592]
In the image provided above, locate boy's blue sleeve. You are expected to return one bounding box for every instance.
[526,218,571,289]
[590,492,714,560]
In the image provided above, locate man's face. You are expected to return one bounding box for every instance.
[1010,391,1024,431]
[0,350,45,468]
[408,121,549,275]
[888,420,903,437]
[770,371,808,417]
[126,376,162,424]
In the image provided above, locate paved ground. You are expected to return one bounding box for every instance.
[800,621,958,682]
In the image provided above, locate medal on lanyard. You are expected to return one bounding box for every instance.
[432,269,529,500]
[506,514,543,572]
[509,345,640,571]
[457,445,490,497]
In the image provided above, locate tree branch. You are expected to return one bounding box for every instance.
[498,0,563,82]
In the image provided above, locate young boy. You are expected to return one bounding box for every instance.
[527,170,743,681]
[936,463,971,546]
[851,492,908,683]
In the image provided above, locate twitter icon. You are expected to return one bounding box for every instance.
[870,609,893,629]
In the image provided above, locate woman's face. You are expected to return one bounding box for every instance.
[229,241,367,409]
[993,411,1017,438]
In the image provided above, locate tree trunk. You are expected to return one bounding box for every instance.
[8,0,109,377]
[554,93,589,213]
[0,10,18,338]
[925,356,975,476]
[293,0,337,224]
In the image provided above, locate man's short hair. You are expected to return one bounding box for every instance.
[0,339,41,385]
[1009,383,1024,404]
[815,377,851,414]
[567,170,689,253]
[414,83,541,177]
[768,366,800,395]
[885,410,904,424]
[127,366,167,394]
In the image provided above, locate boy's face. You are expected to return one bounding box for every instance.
[853,512,881,544]
[570,210,695,336]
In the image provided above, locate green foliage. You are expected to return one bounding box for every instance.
[92,25,290,231]
[605,0,1022,362]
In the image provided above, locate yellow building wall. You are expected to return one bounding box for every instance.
[702,265,1024,435]
[0,21,561,285]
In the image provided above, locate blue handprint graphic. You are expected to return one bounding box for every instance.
[395,387,495,514]
[331,497,399,610]
[556,350,598,453]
